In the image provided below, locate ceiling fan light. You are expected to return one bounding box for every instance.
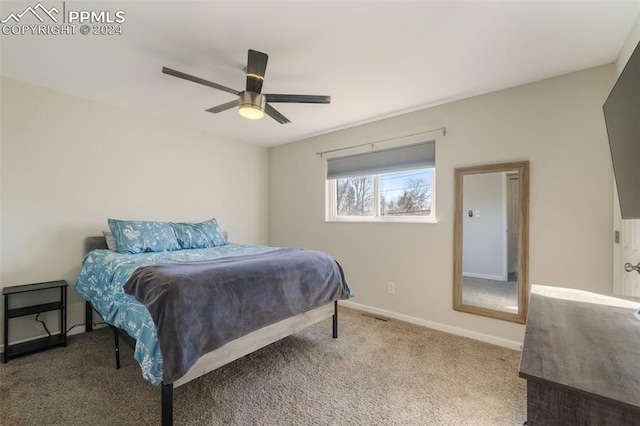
[238,91,266,120]
[239,105,264,120]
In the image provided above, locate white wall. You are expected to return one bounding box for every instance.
[616,13,640,76]
[0,77,269,343]
[269,65,614,345]
[462,172,506,280]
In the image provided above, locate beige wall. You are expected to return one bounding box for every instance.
[269,65,615,345]
[0,77,269,343]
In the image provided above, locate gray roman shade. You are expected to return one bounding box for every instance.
[326,141,435,180]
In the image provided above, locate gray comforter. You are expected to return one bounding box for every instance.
[123,248,351,384]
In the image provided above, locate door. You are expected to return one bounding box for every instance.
[613,185,640,296]
[507,173,520,277]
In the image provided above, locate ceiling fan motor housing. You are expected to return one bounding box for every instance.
[238,91,266,119]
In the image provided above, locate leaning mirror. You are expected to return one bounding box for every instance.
[453,161,529,323]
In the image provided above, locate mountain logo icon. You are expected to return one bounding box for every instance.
[1,3,59,24]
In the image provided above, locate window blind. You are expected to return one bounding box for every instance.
[326,141,435,180]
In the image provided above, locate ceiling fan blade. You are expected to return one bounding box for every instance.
[265,104,291,124]
[264,94,331,104]
[246,50,269,94]
[162,67,239,96]
[205,99,239,114]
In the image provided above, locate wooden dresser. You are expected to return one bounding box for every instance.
[519,285,640,425]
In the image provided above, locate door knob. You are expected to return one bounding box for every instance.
[624,262,640,274]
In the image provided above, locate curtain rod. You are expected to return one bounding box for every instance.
[316,127,446,157]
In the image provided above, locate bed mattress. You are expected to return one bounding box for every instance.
[76,243,277,385]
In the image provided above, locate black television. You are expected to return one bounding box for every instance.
[603,40,640,220]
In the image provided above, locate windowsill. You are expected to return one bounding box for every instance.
[325,217,438,224]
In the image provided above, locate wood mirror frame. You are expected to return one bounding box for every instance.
[453,161,530,324]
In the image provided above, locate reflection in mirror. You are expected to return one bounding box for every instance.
[462,171,519,313]
[453,161,529,324]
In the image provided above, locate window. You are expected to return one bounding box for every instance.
[326,141,436,222]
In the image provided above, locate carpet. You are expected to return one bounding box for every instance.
[0,307,526,425]
[462,277,519,313]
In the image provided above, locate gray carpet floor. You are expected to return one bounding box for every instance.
[462,277,519,313]
[0,307,526,425]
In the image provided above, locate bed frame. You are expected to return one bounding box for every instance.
[83,236,339,426]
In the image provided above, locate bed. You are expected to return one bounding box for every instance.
[77,221,351,426]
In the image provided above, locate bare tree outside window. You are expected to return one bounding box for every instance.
[381,171,431,216]
[334,169,432,219]
[336,176,374,216]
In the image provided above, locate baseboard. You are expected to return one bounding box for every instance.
[2,307,522,354]
[339,300,523,351]
[463,272,507,281]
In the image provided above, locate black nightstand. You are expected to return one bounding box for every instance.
[3,280,68,363]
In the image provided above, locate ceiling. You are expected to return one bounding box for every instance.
[1,1,639,147]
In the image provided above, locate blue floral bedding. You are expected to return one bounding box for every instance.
[76,243,277,386]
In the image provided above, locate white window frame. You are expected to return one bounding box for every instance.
[325,168,437,223]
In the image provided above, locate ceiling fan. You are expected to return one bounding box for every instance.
[162,49,331,124]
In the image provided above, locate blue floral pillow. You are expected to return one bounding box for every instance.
[108,219,181,254]
[169,218,228,249]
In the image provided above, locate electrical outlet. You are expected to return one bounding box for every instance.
[388,282,395,294]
